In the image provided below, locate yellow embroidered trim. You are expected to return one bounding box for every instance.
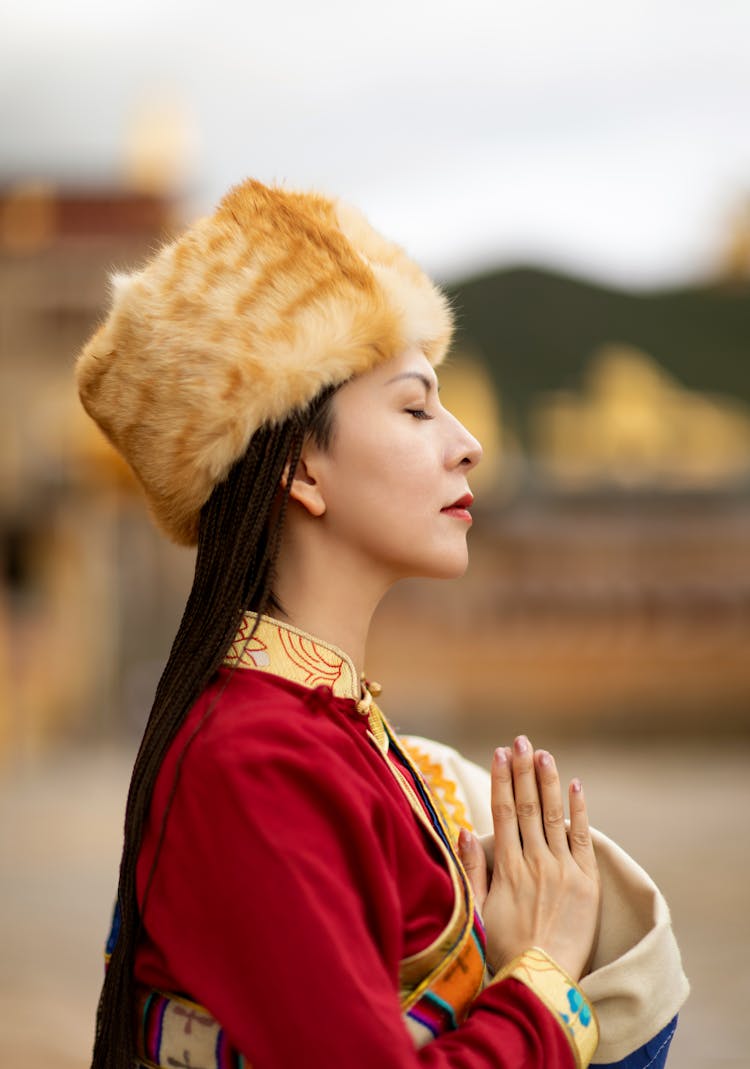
[389,754,469,997]
[491,948,599,1069]
[399,740,474,843]
[358,692,388,754]
[223,612,360,699]
[223,613,388,750]
[369,711,480,1001]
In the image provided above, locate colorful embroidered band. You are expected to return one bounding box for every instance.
[491,947,599,1069]
[134,985,245,1069]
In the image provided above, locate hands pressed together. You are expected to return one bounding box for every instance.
[458,736,601,983]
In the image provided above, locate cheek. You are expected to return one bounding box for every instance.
[380,447,435,503]
[380,425,443,490]
[323,404,451,532]
[334,424,436,507]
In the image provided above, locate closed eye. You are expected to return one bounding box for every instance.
[405,408,433,420]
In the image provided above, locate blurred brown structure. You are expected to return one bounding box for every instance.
[1,184,749,765]
[370,491,750,741]
[0,183,194,761]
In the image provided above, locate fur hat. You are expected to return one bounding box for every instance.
[76,178,453,545]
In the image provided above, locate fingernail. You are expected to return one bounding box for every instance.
[494,747,508,767]
[538,750,552,768]
[571,778,583,793]
[458,827,472,852]
[515,735,529,755]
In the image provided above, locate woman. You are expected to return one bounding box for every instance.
[77,178,687,1068]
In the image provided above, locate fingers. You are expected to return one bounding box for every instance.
[534,750,569,858]
[458,828,488,910]
[568,779,597,878]
[509,736,547,856]
[491,746,522,869]
[490,738,596,876]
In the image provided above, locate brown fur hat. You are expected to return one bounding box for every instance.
[76,178,453,545]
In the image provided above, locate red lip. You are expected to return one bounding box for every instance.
[442,492,474,511]
[440,493,474,525]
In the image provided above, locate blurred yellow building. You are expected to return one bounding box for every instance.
[532,344,750,489]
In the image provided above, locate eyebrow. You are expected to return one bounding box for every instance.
[384,372,440,393]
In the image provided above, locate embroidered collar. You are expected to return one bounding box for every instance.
[223,612,387,750]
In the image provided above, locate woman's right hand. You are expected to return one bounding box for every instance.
[459,736,600,982]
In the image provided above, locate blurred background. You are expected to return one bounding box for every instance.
[1,2,748,1066]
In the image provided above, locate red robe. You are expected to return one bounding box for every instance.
[133,619,592,1068]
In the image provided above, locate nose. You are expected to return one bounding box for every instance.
[447,414,483,471]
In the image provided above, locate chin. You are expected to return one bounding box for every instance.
[442,559,470,580]
[419,549,470,581]
[389,536,470,583]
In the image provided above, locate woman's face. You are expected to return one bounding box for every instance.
[300,347,483,584]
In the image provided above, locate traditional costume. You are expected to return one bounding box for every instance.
[79,178,688,1068]
[111,613,686,1069]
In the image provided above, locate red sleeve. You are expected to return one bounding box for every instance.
[136,694,575,1068]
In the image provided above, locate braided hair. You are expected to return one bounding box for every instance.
[91,384,337,1069]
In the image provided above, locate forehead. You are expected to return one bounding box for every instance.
[331,348,438,419]
[362,348,437,391]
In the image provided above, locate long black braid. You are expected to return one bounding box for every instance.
[91,384,337,1069]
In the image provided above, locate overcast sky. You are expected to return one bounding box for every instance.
[2,0,749,286]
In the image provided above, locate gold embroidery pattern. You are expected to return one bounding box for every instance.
[222,613,358,698]
[224,614,270,668]
[399,740,473,844]
[491,948,599,1069]
[375,717,477,997]
[277,626,344,688]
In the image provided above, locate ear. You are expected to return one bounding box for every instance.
[281,454,327,518]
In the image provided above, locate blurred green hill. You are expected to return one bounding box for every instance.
[448,267,750,444]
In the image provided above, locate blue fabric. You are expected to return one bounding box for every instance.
[592,1015,678,1068]
[104,898,121,959]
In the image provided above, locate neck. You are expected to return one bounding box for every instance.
[273,529,394,678]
